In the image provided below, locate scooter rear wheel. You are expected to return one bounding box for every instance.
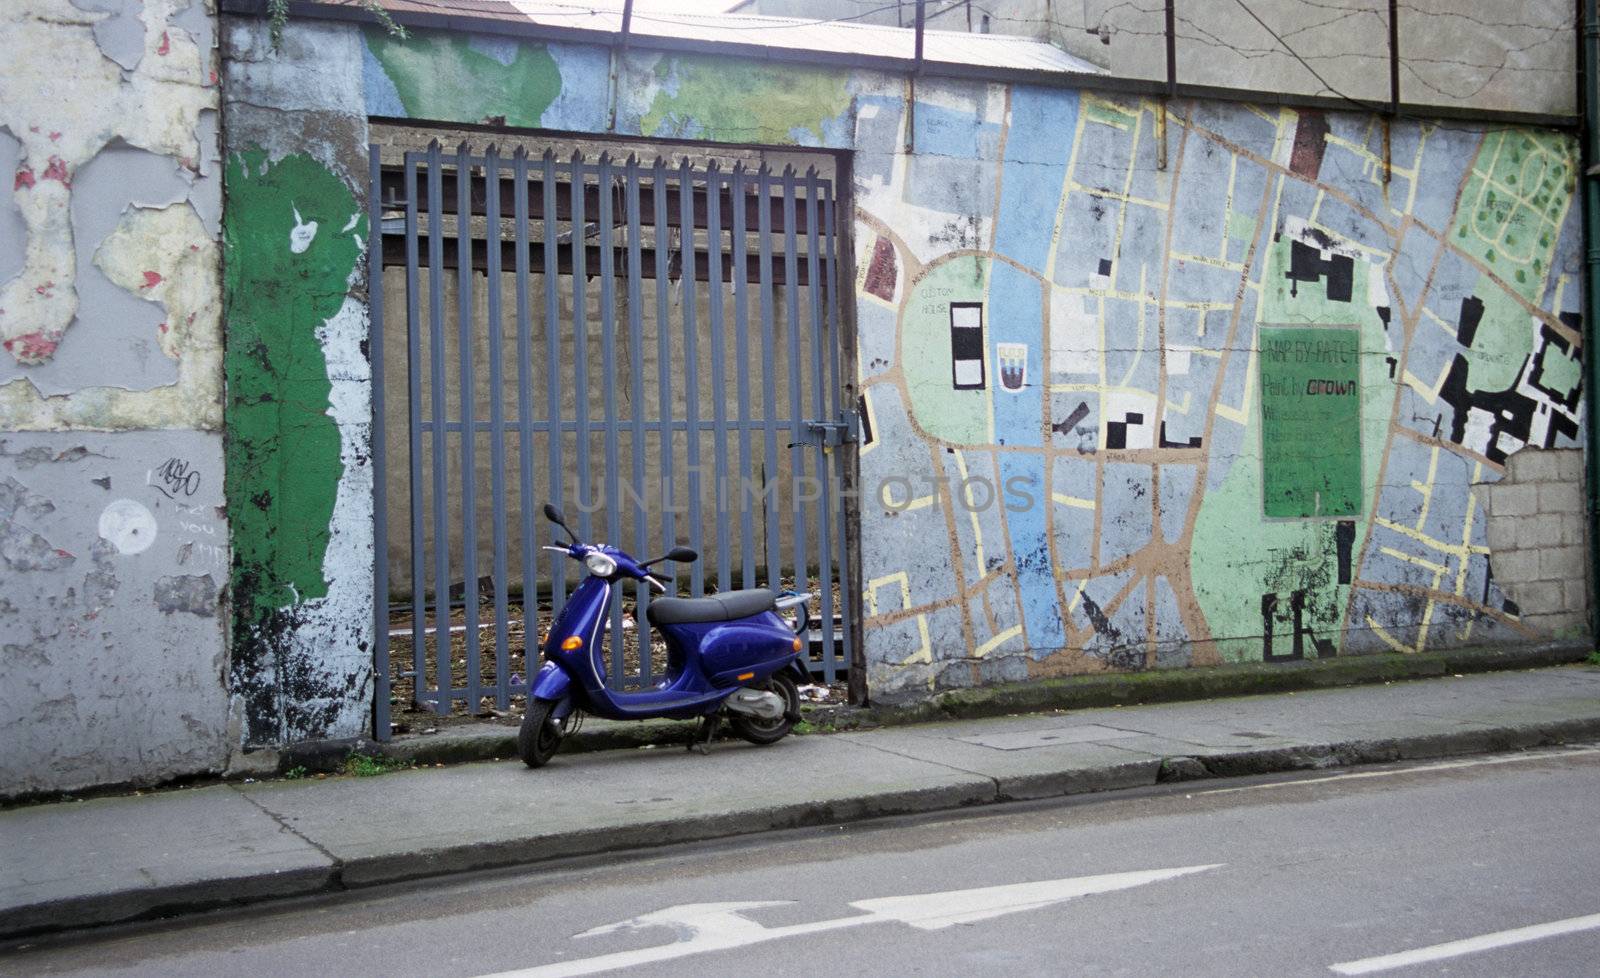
[727,673,800,746]
[518,698,563,768]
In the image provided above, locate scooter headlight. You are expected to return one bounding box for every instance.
[584,551,617,578]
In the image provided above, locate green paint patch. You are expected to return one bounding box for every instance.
[225,150,364,620]
[1259,327,1362,518]
[901,255,991,445]
[1084,97,1138,130]
[1449,130,1575,304]
[640,55,849,144]
[1191,233,1395,662]
[1537,342,1582,396]
[366,27,560,127]
[1462,279,1535,394]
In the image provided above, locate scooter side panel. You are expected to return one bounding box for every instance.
[676,611,800,687]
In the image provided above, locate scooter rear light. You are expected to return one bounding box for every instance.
[560,636,584,651]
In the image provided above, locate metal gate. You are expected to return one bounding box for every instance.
[366,139,858,738]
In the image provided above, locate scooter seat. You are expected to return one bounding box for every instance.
[647,588,777,626]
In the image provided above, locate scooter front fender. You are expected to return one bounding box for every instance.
[531,660,573,710]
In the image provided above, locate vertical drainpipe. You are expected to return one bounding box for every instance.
[906,0,924,154]
[605,0,635,133]
[1582,0,1600,643]
[1384,0,1398,187]
[1157,0,1174,170]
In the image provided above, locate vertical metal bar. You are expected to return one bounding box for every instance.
[484,145,511,711]
[653,158,677,593]
[625,156,652,685]
[804,169,836,683]
[1388,0,1400,118]
[757,165,780,593]
[823,176,856,693]
[426,141,451,713]
[455,142,482,714]
[404,152,427,707]
[705,163,731,595]
[597,154,625,685]
[782,167,808,603]
[369,144,392,740]
[1164,0,1176,98]
[513,148,536,698]
[678,158,704,599]
[543,150,566,614]
[731,165,755,591]
[571,151,594,553]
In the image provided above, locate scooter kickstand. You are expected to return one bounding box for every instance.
[688,715,719,755]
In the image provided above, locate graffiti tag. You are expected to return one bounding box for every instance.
[150,457,202,500]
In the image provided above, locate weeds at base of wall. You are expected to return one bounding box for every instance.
[282,755,414,781]
[1587,651,1600,666]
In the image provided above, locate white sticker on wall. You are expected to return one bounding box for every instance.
[99,498,157,555]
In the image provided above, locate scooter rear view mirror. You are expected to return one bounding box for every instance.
[543,503,577,544]
[666,546,699,563]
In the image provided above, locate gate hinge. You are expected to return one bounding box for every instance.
[805,410,860,447]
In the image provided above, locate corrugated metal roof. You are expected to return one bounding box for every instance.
[324,0,1102,76]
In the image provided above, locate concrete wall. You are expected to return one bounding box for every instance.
[740,0,1577,117]
[1,0,228,797]
[222,14,1586,733]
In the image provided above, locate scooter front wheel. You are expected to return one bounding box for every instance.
[518,698,563,768]
[727,673,801,746]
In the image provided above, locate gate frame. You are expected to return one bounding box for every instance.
[366,126,866,740]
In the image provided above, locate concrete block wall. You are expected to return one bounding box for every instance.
[1482,448,1591,638]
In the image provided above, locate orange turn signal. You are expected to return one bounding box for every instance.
[737,671,755,681]
[560,636,584,651]
[792,637,803,651]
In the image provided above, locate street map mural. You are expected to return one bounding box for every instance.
[360,28,1585,701]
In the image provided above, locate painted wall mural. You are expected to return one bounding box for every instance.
[353,25,1586,705]
[853,92,1584,698]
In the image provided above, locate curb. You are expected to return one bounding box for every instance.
[9,712,1599,942]
[366,641,1593,769]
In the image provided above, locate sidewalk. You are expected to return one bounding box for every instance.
[5,664,1599,941]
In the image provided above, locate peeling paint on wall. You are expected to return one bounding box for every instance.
[222,16,375,748]
[2,0,227,796]
[0,0,218,396]
[0,431,229,798]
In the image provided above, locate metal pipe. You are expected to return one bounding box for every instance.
[605,0,635,132]
[1385,0,1398,186]
[1581,0,1600,645]
[1159,0,1174,171]
[906,0,924,154]
[1164,0,1176,99]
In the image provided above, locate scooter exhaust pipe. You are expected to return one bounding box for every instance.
[723,688,787,721]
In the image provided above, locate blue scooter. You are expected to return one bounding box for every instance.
[520,503,814,768]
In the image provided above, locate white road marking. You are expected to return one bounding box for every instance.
[473,864,1222,978]
[1196,745,1600,796]
[1330,912,1600,974]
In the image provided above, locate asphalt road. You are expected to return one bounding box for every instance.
[6,745,1600,978]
